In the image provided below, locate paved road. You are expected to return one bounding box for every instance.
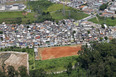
[81,15,96,21]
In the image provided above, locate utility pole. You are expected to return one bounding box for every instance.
[63,0,65,16]
[68,10,71,19]
[104,15,106,24]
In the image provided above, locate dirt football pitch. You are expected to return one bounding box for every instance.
[37,45,81,60]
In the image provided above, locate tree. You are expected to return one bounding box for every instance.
[0,70,6,77]
[38,69,46,77]
[27,20,31,24]
[56,20,59,24]
[99,3,108,11]
[104,36,108,40]
[0,31,3,34]
[62,20,66,24]
[42,12,46,15]
[111,16,115,20]
[110,39,116,45]
[30,69,46,77]
[100,37,103,41]
[78,41,116,77]
[22,48,26,52]
[46,12,50,14]
[27,26,29,28]
[30,70,38,77]
[67,62,72,76]
[18,66,28,77]
[101,24,105,29]
[72,31,76,42]
[16,17,22,24]
[7,66,16,77]
[38,12,54,23]
[87,30,90,34]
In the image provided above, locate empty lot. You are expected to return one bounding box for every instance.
[37,45,81,60]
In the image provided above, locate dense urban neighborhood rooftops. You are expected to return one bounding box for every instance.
[0,19,115,48]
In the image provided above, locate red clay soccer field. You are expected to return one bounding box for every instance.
[38,45,81,60]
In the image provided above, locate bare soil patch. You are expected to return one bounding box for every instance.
[37,45,81,60]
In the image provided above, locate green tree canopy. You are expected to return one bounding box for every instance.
[99,3,108,10]
[18,66,28,77]
[78,39,116,77]
[7,66,16,77]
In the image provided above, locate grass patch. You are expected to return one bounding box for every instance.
[46,4,70,12]
[29,0,89,22]
[28,0,53,12]
[48,68,86,77]
[89,16,116,26]
[50,9,88,20]
[46,4,89,21]
[35,55,79,72]
[0,11,36,24]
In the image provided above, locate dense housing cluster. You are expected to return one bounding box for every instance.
[0,20,116,48]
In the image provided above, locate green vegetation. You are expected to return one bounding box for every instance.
[46,4,70,12]
[48,69,86,77]
[49,7,88,21]
[35,56,78,72]
[28,0,53,12]
[89,16,116,26]
[28,0,88,22]
[0,11,36,24]
[0,31,3,34]
[99,3,108,10]
[78,39,116,77]
[0,65,28,77]
[38,12,54,22]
